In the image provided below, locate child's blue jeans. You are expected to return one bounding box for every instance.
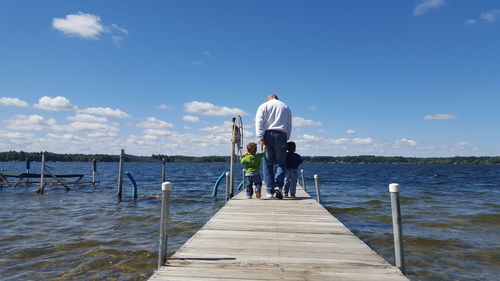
[245,175,262,197]
[284,168,298,195]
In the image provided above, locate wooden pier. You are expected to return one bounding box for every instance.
[149,186,409,281]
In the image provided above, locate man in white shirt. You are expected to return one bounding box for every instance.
[255,93,292,199]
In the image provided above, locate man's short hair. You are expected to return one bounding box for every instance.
[287,141,296,152]
[268,93,279,100]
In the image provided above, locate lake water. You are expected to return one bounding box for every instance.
[0,162,498,281]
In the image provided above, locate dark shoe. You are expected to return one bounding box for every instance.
[291,194,296,198]
[284,193,289,198]
[255,189,261,199]
[274,188,283,199]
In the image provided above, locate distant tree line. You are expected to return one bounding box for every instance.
[302,155,500,165]
[1,151,499,165]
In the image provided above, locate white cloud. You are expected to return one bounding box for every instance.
[183,126,192,130]
[424,113,458,120]
[346,129,357,135]
[300,134,322,142]
[0,132,34,143]
[395,138,418,146]
[293,117,322,127]
[53,121,119,136]
[199,121,232,133]
[480,9,500,23]
[157,104,172,110]
[184,101,247,116]
[330,138,349,145]
[0,97,29,107]
[414,0,446,16]
[112,35,123,46]
[144,129,172,136]
[183,115,200,123]
[308,106,318,111]
[352,137,374,145]
[34,96,76,111]
[111,24,129,34]
[137,117,174,129]
[52,12,105,39]
[68,114,108,123]
[47,133,84,142]
[79,107,131,118]
[317,129,329,134]
[465,19,477,25]
[5,114,56,131]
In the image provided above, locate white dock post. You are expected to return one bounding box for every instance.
[92,159,96,184]
[161,158,166,183]
[314,174,321,203]
[117,149,124,200]
[158,182,172,269]
[389,183,405,273]
[301,169,306,191]
[225,172,230,202]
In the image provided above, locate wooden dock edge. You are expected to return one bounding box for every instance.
[148,185,409,281]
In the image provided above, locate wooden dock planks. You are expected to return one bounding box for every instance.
[149,187,409,281]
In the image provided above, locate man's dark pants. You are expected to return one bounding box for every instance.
[263,130,287,194]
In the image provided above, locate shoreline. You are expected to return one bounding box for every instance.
[1,151,499,165]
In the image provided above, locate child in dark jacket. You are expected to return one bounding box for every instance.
[284,141,303,198]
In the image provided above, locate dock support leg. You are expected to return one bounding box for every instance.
[314,174,321,203]
[301,169,306,191]
[389,183,405,274]
[158,182,172,269]
[225,172,230,202]
[37,153,46,194]
[92,159,96,185]
[117,149,124,200]
[162,158,166,183]
[229,117,236,198]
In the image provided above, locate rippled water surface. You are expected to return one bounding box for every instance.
[0,162,499,281]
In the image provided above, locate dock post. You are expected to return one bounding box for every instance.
[301,169,306,191]
[26,158,30,173]
[158,182,172,269]
[117,149,124,200]
[225,172,230,202]
[92,159,96,185]
[39,153,45,194]
[314,174,321,203]
[161,158,166,183]
[26,157,31,183]
[389,183,405,273]
[229,117,236,198]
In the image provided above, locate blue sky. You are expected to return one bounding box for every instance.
[0,0,499,156]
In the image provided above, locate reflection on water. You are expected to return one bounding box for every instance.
[0,162,499,280]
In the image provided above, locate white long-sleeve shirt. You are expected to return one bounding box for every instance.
[255,99,292,140]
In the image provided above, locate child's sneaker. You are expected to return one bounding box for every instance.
[247,195,252,199]
[274,188,283,199]
[255,189,261,199]
[266,192,273,198]
[284,193,289,198]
